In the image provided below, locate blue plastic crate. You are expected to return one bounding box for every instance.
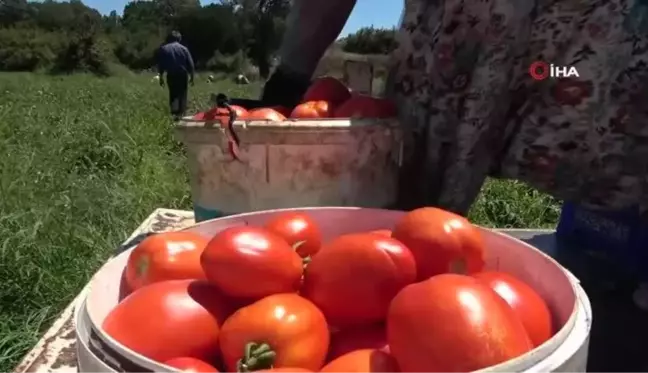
[556,202,648,277]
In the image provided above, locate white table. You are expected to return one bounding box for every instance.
[12,209,557,372]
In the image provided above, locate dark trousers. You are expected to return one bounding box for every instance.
[167,73,188,118]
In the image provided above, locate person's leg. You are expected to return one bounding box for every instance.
[389,0,531,215]
[167,75,180,117]
[262,0,357,107]
[167,73,188,119]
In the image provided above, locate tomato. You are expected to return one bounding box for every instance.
[391,207,485,281]
[387,274,532,372]
[201,226,303,299]
[333,96,392,119]
[124,231,209,292]
[328,324,389,361]
[264,212,322,258]
[320,349,398,373]
[303,76,351,106]
[164,357,219,372]
[368,229,392,237]
[244,108,287,121]
[473,271,553,347]
[290,100,332,118]
[219,293,329,371]
[102,280,233,362]
[301,233,416,327]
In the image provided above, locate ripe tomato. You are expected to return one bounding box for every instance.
[264,212,322,258]
[368,229,392,237]
[392,207,485,280]
[303,76,351,106]
[328,324,389,361]
[164,357,219,372]
[387,274,532,372]
[219,293,329,371]
[320,349,398,373]
[290,100,332,118]
[257,369,312,372]
[473,271,553,347]
[333,95,392,119]
[201,226,303,299]
[301,233,416,327]
[124,231,209,292]
[244,108,287,121]
[102,280,233,362]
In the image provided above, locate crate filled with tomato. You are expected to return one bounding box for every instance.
[82,207,589,373]
[191,76,396,122]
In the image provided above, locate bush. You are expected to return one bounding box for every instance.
[51,34,114,76]
[0,28,64,71]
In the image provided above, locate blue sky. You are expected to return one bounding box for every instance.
[85,0,401,37]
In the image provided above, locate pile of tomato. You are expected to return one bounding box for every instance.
[192,76,396,122]
[103,207,554,372]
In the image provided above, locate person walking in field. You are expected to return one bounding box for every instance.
[156,30,195,120]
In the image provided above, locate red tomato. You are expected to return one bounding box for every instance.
[387,274,532,372]
[320,349,398,372]
[303,76,351,106]
[102,280,233,362]
[201,226,303,299]
[301,233,416,327]
[244,108,287,121]
[124,231,209,291]
[219,293,329,371]
[333,95,393,119]
[264,212,322,258]
[473,271,553,347]
[290,100,332,118]
[368,229,392,237]
[164,357,219,372]
[257,369,312,372]
[392,207,485,280]
[328,324,389,361]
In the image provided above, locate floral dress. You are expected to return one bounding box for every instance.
[388,0,648,215]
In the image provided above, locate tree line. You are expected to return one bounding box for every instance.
[0,0,397,77]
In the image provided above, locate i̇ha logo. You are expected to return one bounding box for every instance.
[528,61,579,81]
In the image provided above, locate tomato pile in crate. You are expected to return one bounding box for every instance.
[192,76,396,121]
[100,207,556,373]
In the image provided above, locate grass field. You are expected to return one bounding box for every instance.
[0,71,560,370]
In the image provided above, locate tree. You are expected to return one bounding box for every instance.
[342,27,397,55]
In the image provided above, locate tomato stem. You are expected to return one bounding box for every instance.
[237,342,276,372]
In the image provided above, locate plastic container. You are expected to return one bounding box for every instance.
[557,202,648,276]
[175,102,403,222]
[76,207,592,372]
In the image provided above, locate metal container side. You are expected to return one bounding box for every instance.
[174,119,403,221]
[80,207,591,372]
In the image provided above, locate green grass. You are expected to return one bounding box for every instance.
[0,72,559,371]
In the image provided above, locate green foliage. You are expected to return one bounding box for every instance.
[0,0,291,76]
[341,26,398,55]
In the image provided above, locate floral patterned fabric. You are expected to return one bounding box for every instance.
[387,0,648,215]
